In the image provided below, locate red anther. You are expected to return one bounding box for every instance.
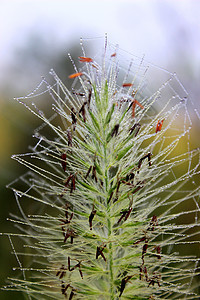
[156,119,164,133]
[79,56,93,63]
[61,153,67,172]
[122,83,133,87]
[155,245,161,259]
[68,72,83,79]
[132,99,144,118]
[133,236,146,245]
[147,215,158,231]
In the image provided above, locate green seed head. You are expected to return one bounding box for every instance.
[4,37,200,299]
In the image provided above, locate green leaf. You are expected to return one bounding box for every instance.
[92,84,101,112]
[74,137,96,154]
[77,179,99,193]
[116,143,133,161]
[94,160,103,176]
[89,110,101,132]
[103,80,108,109]
[104,103,115,127]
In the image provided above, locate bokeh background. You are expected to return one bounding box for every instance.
[0,0,199,299]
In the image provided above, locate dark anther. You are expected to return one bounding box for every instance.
[148,273,161,287]
[133,236,146,245]
[56,265,67,279]
[117,207,133,224]
[116,179,121,195]
[89,205,97,230]
[111,124,119,137]
[71,108,77,131]
[68,257,83,279]
[139,265,148,281]
[125,172,135,183]
[147,215,158,231]
[96,245,106,261]
[79,101,87,122]
[67,130,72,147]
[60,211,73,226]
[85,166,92,179]
[70,174,76,193]
[138,152,152,170]
[142,242,148,263]
[108,191,114,204]
[72,89,85,97]
[61,153,67,172]
[129,123,141,136]
[69,290,75,300]
[119,275,132,297]
[155,245,161,259]
[92,165,98,182]
[63,173,76,194]
[61,282,70,296]
[88,88,92,107]
[63,228,75,244]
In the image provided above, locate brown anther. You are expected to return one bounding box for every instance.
[56,265,67,279]
[92,165,98,182]
[61,153,67,172]
[61,282,70,296]
[85,165,92,179]
[67,130,72,147]
[129,123,141,136]
[155,245,161,259]
[133,236,146,245]
[148,273,161,287]
[117,207,132,224]
[89,205,97,230]
[71,107,77,130]
[139,265,148,281]
[138,153,152,171]
[96,245,106,261]
[111,124,119,137]
[147,215,158,231]
[88,88,92,107]
[142,242,148,263]
[68,257,83,279]
[63,228,75,244]
[79,101,87,122]
[108,191,114,204]
[119,275,132,297]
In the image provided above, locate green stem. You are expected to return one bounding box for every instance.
[104,141,115,299]
[107,217,114,299]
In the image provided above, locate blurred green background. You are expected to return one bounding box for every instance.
[0,1,199,299]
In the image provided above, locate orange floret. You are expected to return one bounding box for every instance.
[79,56,93,63]
[68,72,83,79]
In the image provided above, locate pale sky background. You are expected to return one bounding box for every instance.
[0,0,200,98]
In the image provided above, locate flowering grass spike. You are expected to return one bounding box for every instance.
[3,37,200,299]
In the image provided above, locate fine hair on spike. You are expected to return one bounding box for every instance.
[2,36,200,300]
